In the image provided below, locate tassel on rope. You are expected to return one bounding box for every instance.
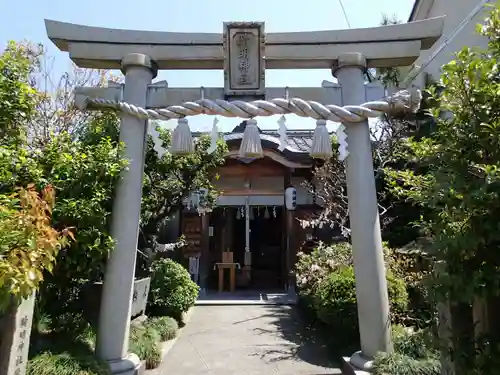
[310,119,332,159]
[336,124,349,161]
[207,117,220,154]
[170,117,194,155]
[277,115,288,151]
[239,118,263,158]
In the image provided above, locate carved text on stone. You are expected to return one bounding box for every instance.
[223,24,264,94]
[236,32,252,86]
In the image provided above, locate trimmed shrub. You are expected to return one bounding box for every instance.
[148,258,199,322]
[295,241,353,297]
[27,352,111,375]
[145,316,179,341]
[129,325,162,369]
[295,241,405,298]
[312,266,408,341]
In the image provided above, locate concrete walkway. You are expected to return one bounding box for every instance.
[155,305,341,375]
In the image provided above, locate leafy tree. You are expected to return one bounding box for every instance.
[0,185,72,312]
[305,14,433,247]
[0,42,73,314]
[385,4,500,373]
[139,124,226,252]
[0,42,128,319]
[305,106,430,246]
[0,185,73,375]
[0,40,225,324]
[37,112,127,283]
[0,41,41,145]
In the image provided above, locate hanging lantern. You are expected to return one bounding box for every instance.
[184,196,191,210]
[239,119,263,158]
[285,187,297,211]
[277,115,288,151]
[249,207,254,220]
[264,207,270,219]
[170,118,194,155]
[236,208,241,220]
[195,188,212,216]
[310,119,333,160]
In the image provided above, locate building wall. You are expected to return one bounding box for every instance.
[405,0,490,87]
[213,174,314,206]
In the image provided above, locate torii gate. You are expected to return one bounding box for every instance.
[45,17,444,374]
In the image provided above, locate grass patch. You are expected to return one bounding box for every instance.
[27,351,111,375]
[129,325,162,369]
[28,312,180,372]
[373,352,440,375]
[372,325,441,375]
[28,320,109,375]
[144,316,178,342]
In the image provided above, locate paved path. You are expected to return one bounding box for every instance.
[156,305,341,375]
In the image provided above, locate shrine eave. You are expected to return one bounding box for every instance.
[44,17,444,70]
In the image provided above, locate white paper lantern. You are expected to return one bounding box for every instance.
[285,187,297,211]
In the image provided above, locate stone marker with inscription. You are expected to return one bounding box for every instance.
[0,293,35,375]
[223,22,265,98]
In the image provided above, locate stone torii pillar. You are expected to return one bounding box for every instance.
[96,53,156,374]
[334,53,391,371]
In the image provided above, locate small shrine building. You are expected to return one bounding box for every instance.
[177,121,325,291]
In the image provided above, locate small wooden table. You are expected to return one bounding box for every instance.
[214,262,240,292]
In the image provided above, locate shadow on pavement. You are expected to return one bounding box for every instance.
[245,304,345,370]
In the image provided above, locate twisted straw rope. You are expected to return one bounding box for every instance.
[83,89,421,122]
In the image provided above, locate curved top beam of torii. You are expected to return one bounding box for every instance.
[44,17,444,70]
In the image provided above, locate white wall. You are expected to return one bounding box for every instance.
[406,0,490,86]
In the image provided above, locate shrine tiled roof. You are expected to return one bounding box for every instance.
[222,131,314,154]
[192,120,331,162]
[263,130,314,153]
[231,120,325,154]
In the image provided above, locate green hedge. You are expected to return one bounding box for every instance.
[311,266,408,340]
[148,258,199,322]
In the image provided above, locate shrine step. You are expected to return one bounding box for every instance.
[195,291,297,306]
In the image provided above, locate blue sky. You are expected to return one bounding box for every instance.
[0,0,415,132]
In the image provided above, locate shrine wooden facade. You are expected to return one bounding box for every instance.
[179,122,322,291]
